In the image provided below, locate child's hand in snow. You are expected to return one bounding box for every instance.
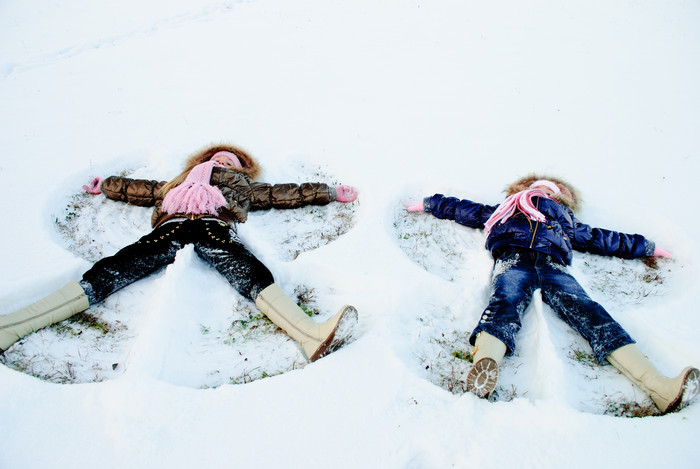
[403,199,424,212]
[335,185,358,203]
[653,246,672,258]
[82,177,103,195]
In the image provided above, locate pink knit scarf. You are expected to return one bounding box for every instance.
[484,189,549,234]
[161,161,227,216]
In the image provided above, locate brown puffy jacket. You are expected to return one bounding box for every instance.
[100,166,336,228]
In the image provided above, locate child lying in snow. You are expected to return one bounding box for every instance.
[405,174,699,413]
[0,144,358,362]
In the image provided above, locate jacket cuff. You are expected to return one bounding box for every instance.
[423,197,432,212]
[329,186,337,201]
[644,240,656,257]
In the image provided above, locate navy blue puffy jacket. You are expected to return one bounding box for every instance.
[425,194,654,265]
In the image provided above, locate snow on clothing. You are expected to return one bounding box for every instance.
[476,249,633,364]
[423,192,656,364]
[81,219,274,303]
[82,154,338,305]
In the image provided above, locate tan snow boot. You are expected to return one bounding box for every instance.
[466,331,507,398]
[0,281,90,352]
[607,344,700,414]
[255,283,358,362]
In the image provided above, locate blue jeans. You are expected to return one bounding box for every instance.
[469,249,634,364]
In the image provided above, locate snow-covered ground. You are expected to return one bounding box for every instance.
[1,1,699,467]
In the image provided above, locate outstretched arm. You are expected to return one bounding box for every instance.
[571,216,657,259]
[407,194,496,229]
[247,181,357,211]
[94,175,166,207]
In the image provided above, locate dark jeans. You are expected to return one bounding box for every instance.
[81,219,274,304]
[469,249,634,364]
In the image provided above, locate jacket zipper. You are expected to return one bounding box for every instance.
[528,198,541,249]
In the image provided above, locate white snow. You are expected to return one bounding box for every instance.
[1,0,699,467]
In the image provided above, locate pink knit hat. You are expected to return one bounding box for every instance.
[529,180,561,194]
[211,150,242,169]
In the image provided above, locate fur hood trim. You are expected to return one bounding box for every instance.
[505,173,581,212]
[185,143,262,180]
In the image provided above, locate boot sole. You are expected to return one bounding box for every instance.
[466,357,499,398]
[665,367,700,414]
[309,305,358,362]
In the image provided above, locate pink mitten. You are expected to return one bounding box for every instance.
[82,177,103,195]
[403,199,424,212]
[653,246,672,258]
[335,185,358,203]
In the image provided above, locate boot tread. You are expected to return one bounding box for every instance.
[466,357,499,398]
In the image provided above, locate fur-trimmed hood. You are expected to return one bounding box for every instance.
[184,143,262,180]
[505,173,581,212]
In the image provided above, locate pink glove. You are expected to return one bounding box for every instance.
[653,246,672,258]
[335,185,358,203]
[82,177,103,195]
[404,199,424,212]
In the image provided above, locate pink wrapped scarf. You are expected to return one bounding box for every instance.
[484,189,549,234]
[161,161,227,216]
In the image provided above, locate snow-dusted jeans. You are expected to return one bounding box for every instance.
[81,219,274,304]
[469,249,634,364]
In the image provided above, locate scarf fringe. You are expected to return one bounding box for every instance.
[162,161,227,215]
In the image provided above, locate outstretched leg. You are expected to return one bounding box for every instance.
[539,261,633,364]
[255,284,358,362]
[467,251,536,398]
[82,222,184,304]
[193,220,358,361]
[608,344,700,414]
[0,281,89,352]
[0,223,183,352]
[0,223,182,351]
[469,252,537,356]
[537,261,700,413]
[192,220,274,300]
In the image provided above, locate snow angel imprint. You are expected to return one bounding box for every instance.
[0,143,359,364]
[405,174,699,414]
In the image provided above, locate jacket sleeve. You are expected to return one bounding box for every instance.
[247,181,335,210]
[425,194,497,229]
[100,176,166,207]
[571,216,655,258]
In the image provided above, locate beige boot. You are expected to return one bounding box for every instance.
[607,344,700,414]
[0,281,89,352]
[255,283,358,362]
[466,331,507,398]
